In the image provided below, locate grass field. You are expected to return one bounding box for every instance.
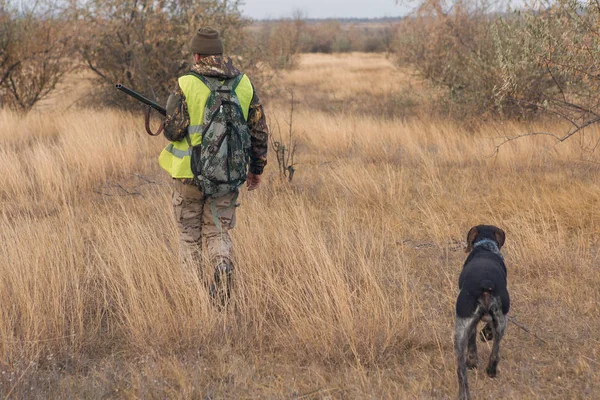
[1,53,599,399]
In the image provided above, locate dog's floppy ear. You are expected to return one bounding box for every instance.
[494,227,506,249]
[465,226,478,253]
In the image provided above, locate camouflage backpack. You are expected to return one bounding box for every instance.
[187,72,251,197]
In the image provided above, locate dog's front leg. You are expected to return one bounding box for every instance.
[486,308,507,378]
[455,316,478,400]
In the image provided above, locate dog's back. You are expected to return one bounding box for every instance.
[456,249,510,318]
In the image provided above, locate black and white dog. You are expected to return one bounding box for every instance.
[455,225,509,400]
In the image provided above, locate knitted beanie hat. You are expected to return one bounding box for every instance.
[189,27,223,55]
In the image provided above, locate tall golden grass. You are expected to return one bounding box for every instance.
[1,53,599,398]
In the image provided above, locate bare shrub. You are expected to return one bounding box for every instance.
[395,0,600,130]
[75,0,256,107]
[510,1,600,139]
[395,1,548,118]
[0,3,18,89]
[0,1,73,111]
[255,13,304,70]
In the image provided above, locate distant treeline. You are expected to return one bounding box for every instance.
[252,18,399,57]
[257,17,405,24]
[3,0,600,129]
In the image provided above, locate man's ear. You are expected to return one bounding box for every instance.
[465,226,478,253]
[494,227,506,249]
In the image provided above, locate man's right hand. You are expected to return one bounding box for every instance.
[246,172,261,191]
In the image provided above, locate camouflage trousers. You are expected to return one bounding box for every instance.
[172,179,237,275]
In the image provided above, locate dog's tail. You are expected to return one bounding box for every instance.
[478,279,495,311]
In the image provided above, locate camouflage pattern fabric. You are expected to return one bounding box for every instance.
[189,73,251,197]
[191,55,241,78]
[164,87,189,141]
[172,179,237,275]
[163,56,268,175]
[246,93,268,175]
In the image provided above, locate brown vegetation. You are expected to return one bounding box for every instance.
[76,0,254,107]
[395,0,600,127]
[0,1,73,111]
[255,18,397,56]
[1,0,294,112]
[272,52,425,119]
[1,53,599,398]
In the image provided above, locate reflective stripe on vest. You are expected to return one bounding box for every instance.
[163,143,191,158]
[158,74,254,179]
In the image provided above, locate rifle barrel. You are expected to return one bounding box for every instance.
[115,84,167,116]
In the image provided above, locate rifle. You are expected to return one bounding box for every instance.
[115,84,166,136]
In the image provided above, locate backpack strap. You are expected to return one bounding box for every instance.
[227,74,244,92]
[220,75,246,118]
[184,72,245,119]
[185,71,221,92]
[185,71,244,93]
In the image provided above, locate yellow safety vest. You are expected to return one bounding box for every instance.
[158,74,254,178]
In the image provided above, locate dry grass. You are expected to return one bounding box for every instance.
[272,53,426,118]
[1,53,600,399]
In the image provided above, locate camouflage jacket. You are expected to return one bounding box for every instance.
[164,56,268,175]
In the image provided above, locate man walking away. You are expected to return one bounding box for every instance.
[159,28,268,304]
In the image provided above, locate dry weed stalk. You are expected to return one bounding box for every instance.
[270,88,297,181]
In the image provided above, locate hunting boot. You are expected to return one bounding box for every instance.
[209,262,234,307]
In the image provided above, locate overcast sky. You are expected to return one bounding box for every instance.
[241,0,412,20]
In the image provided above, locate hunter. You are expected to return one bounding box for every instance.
[159,28,268,303]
